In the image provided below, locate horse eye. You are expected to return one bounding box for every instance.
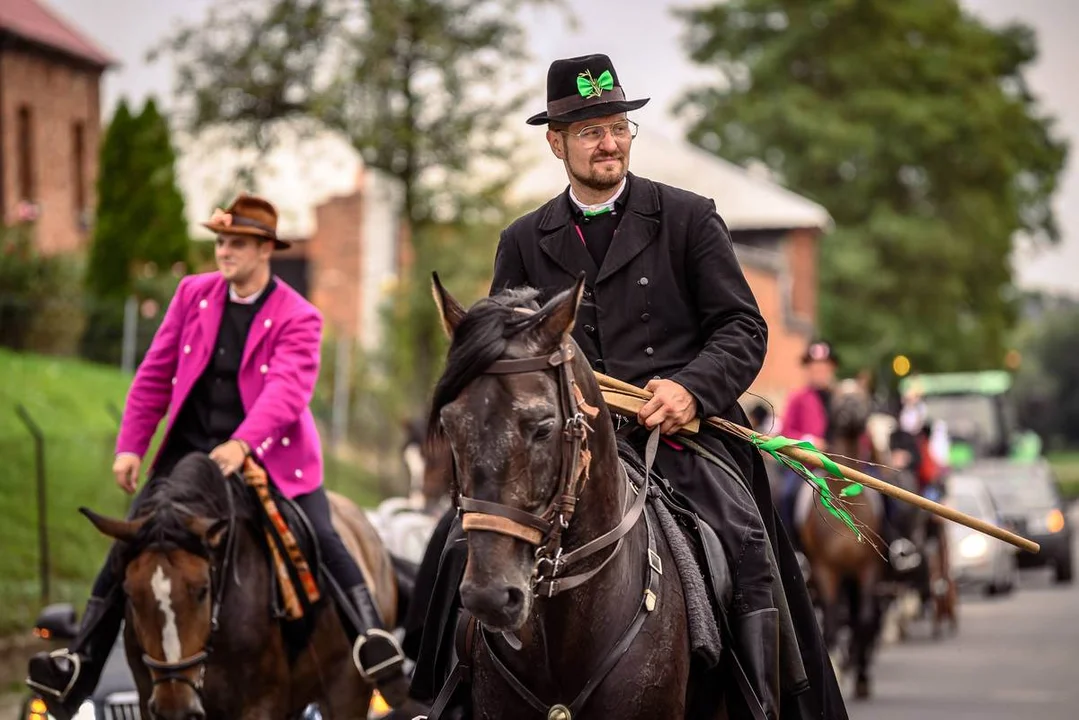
[533,419,557,440]
[196,585,210,603]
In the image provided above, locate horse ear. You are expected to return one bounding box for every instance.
[80,507,146,543]
[431,272,466,338]
[529,274,586,349]
[184,516,230,549]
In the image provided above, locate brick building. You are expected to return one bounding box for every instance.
[0,0,113,253]
[178,127,405,350]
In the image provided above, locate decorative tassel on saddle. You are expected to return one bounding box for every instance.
[242,458,321,620]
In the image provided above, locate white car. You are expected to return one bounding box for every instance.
[945,474,1019,595]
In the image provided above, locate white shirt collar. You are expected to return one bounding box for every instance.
[569,177,628,216]
[229,284,266,305]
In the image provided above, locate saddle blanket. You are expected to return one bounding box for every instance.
[620,455,723,667]
[243,458,321,620]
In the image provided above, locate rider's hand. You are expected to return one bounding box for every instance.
[113,453,141,494]
[639,379,698,435]
[210,439,249,477]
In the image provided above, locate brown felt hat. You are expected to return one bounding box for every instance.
[200,193,288,249]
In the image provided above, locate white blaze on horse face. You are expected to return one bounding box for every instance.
[151,564,183,663]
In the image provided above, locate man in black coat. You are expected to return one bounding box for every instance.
[404,54,848,720]
[493,53,848,720]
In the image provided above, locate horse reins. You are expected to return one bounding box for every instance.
[140,472,240,694]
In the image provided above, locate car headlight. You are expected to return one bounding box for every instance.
[1028,509,1065,535]
[71,700,97,720]
[1047,509,1066,534]
[959,534,989,559]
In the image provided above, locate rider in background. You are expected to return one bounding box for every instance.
[899,386,951,499]
[26,194,409,718]
[778,341,838,537]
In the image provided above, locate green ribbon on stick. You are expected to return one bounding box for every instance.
[751,434,864,541]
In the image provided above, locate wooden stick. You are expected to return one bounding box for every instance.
[593,371,1041,554]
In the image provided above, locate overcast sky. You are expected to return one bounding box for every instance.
[45,0,1079,296]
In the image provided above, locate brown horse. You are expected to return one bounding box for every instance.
[797,379,885,699]
[428,277,713,719]
[81,453,397,720]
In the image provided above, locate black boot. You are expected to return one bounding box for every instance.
[731,607,781,720]
[26,596,123,720]
[345,584,410,707]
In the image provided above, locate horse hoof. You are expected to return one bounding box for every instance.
[855,678,871,699]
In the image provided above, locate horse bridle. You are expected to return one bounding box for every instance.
[453,342,650,598]
[425,341,662,720]
[139,475,240,694]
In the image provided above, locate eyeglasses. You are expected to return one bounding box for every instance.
[561,120,639,148]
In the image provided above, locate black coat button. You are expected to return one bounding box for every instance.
[640,312,650,322]
[583,287,595,300]
[638,277,649,286]
[595,359,606,371]
[584,324,596,335]
[645,347,654,356]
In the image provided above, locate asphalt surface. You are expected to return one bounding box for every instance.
[848,510,1079,720]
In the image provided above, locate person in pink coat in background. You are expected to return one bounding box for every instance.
[777,340,838,539]
[28,194,408,718]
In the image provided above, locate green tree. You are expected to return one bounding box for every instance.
[134,99,190,272]
[675,0,1067,375]
[86,98,190,300]
[83,99,191,362]
[1013,297,1079,449]
[156,0,565,408]
[85,99,135,299]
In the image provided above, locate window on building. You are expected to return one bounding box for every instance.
[17,105,34,200]
[73,121,86,212]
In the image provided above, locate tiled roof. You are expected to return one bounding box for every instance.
[0,0,114,67]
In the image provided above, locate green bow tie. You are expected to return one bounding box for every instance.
[577,69,614,99]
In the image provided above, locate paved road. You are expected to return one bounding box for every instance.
[849,520,1079,720]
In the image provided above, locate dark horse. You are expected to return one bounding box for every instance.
[81,453,398,719]
[797,380,885,699]
[428,276,716,719]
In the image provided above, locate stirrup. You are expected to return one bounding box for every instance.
[26,649,81,701]
[352,629,406,683]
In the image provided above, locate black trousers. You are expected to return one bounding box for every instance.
[292,486,365,590]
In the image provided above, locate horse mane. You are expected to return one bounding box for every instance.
[427,287,550,437]
[121,453,250,563]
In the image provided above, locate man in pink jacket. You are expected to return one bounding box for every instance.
[28,194,407,718]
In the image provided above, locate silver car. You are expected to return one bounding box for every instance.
[945,474,1019,595]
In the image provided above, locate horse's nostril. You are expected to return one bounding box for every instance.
[505,586,524,615]
[186,713,206,720]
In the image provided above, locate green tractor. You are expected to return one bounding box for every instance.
[899,370,1042,469]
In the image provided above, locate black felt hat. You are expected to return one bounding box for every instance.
[526,53,650,126]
